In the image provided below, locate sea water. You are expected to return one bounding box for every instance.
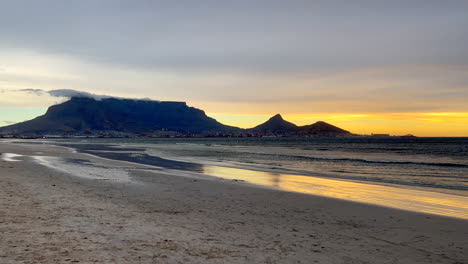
[66,137,468,193]
[36,137,468,218]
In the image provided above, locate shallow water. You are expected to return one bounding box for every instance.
[53,137,468,193]
[21,137,468,219]
[203,166,468,219]
[33,156,131,182]
[1,153,23,162]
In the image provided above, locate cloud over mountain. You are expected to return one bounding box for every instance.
[16,88,153,101]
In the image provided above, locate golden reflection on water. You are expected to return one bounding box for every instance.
[203,166,468,219]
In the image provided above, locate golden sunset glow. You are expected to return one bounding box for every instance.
[203,165,468,219]
[208,112,468,137]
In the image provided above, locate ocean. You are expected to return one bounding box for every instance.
[50,137,468,194]
[9,137,468,218]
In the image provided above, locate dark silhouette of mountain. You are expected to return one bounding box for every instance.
[0,97,353,137]
[0,97,238,134]
[298,121,350,136]
[248,114,350,136]
[249,114,298,134]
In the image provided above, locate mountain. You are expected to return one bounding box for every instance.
[298,121,351,136]
[0,97,353,137]
[248,114,351,137]
[249,114,298,134]
[0,97,238,135]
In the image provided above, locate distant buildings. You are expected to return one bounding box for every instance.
[370,133,391,137]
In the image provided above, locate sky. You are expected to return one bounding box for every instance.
[1,0,468,136]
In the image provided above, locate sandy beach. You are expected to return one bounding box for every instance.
[0,141,467,264]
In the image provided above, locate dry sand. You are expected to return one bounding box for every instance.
[0,142,467,263]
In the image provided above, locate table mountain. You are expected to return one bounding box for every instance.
[0,97,238,135]
[0,97,352,137]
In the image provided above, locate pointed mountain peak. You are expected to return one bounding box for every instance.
[269,114,284,120]
[250,114,297,133]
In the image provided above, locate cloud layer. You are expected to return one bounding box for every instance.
[18,88,115,100]
[0,1,467,135]
[1,1,467,73]
[17,88,154,101]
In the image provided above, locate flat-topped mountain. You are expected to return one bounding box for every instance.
[249,114,298,134]
[0,97,238,135]
[0,97,353,137]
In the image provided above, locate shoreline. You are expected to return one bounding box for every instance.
[20,138,468,195]
[5,138,468,195]
[5,140,467,220]
[1,142,467,263]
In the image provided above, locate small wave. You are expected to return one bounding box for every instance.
[149,144,468,169]
[46,140,468,192]
[315,173,468,192]
[255,153,468,168]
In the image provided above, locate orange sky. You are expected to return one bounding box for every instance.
[208,112,468,137]
[1,87,468,136]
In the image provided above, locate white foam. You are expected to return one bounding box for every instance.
[32,156,131,183]
[1,153,23,162]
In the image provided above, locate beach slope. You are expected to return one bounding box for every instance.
[0,142,467,263]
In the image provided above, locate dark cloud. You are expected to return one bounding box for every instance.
[47,89,112,100]
[0,1,467,117]
[15,88,154,101]
[0,1,467,73]
[18,89,47,95]
[14,88,113,100]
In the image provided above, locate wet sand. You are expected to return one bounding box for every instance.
[0,142,467,263]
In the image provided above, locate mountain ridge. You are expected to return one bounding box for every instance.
[0,97,352,137]
[1,97,238,135]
